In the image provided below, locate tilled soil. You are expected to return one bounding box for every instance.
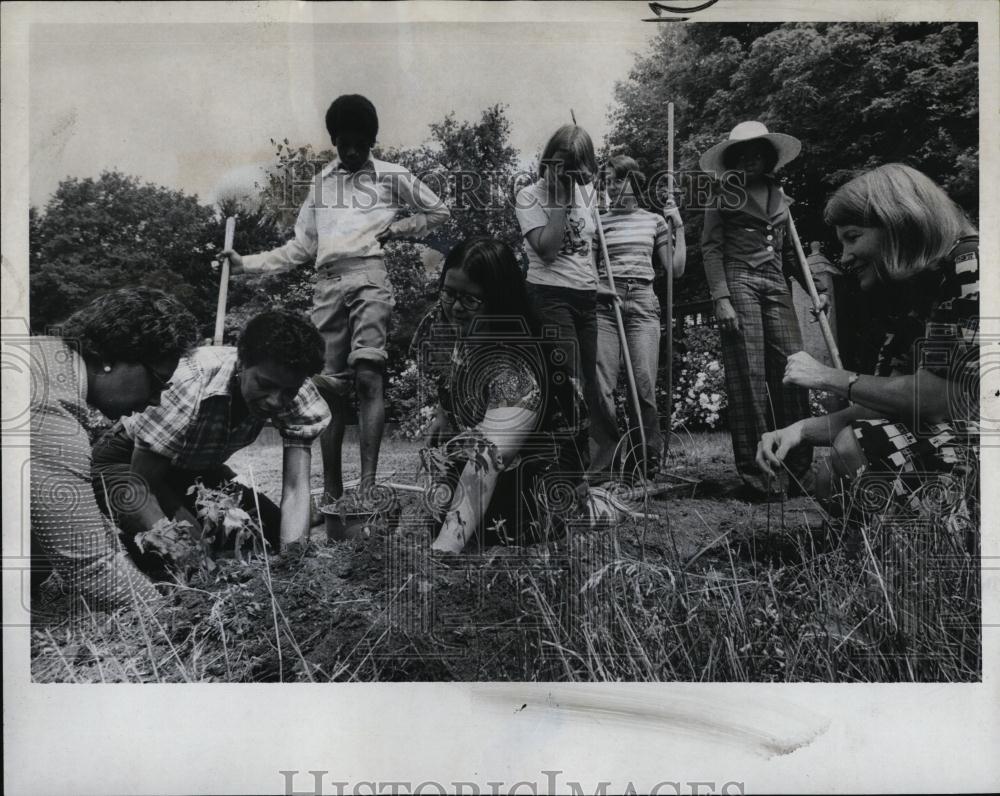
[31,451,831,682]
[147,479,826,681]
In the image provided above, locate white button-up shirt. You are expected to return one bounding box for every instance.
[243,157,449,275]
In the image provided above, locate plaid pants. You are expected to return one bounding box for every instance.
[720,261,812,492]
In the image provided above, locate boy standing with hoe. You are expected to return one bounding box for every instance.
[223,95,449,505]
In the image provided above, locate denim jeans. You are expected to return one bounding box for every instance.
[591,280,663,476]
[525,282,599,473]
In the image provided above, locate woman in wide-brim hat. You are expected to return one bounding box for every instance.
[699,120,822,500]
[698,120,802,176]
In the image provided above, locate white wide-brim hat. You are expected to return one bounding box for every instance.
[698,121,801,176]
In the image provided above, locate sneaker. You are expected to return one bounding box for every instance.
[588,486,641,523]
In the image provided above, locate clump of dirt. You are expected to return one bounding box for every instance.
[33,477,841,682]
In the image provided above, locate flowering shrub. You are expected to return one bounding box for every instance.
[392,325,731,438]
[660,324,728,430]
[385,358,437,440]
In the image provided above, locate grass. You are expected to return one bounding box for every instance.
[30,429,981,683]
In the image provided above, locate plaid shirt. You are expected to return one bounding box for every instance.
[122,346,330,471]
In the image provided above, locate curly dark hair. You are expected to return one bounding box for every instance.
[325,94,379,145]
[237,310,324,376]
[59,287,199,365]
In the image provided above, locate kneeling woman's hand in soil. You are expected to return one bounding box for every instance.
[430,406,536,554]
[756,422,805,478]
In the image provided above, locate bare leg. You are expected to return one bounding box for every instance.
[829,425,867,482]
[355,362,386,496]
[319,392,347,500]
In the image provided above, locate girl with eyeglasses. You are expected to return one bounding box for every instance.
[420,237,632,553]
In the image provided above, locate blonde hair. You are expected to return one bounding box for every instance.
[539,125,598,181]
[823,163,976,279]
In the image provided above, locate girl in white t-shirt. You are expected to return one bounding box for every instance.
[514,125,610,473]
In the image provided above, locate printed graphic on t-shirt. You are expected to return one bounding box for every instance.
[561,214,591,257]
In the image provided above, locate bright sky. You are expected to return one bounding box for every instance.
[28,17,657,208]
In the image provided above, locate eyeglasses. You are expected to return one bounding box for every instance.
[439,287,485,312]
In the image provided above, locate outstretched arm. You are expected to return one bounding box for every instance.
[221,189,318,276]
[757,355,959,478]
[279,445,312,548]
[783,352,956,428]
[431,405,538,553]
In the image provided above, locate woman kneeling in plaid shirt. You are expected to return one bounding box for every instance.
[92,310,330,556]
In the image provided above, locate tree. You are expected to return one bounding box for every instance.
[606,22,979,305]
[30,171,222,333]
[382,104,527,257]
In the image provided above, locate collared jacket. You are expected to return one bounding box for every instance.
[701,175,810,301]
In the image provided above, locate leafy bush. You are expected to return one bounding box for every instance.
[663,324,727,430]
[385,358,437,440]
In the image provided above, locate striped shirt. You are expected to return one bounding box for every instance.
[596,208,671,281]
[242,156,449,276]
[30,337,159,611]
[122,346,330,472]
[875,236,979,425]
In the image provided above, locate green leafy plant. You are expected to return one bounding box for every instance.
[133,517,200,581]
[186,479,268,563]
[385,358,438,439]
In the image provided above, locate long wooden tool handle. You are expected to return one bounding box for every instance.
[213,216,236,346]
[593,205,649,478]
[786,212,843,370]
[571,108,649,477]
[667,102,675,182]
[663,102,675,451]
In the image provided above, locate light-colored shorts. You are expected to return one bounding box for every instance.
[310,267,395,394]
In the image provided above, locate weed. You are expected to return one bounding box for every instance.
[32,434,981,683]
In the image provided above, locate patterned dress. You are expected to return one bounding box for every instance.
[850,236,979,519]
[30,338,160,613]
[423,329,589,547]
